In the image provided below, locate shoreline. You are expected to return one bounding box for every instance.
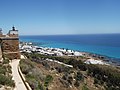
[19,41,120,66]
[28,41,120,61]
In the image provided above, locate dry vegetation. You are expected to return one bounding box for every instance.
[0,58,15,89]
[20,53,120,90]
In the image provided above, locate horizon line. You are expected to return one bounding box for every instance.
[19,33,120,36]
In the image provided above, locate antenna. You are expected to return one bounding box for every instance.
[12,25,15,31]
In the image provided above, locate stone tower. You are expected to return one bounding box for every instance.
[0,26,20,60]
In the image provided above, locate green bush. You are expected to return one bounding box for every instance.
[7,65,12,73]
[94,78,99,84]
[44,75,53,87]
[74,81,80,87]
[0,74,15,87]
[82,84,89,90]
[3,59,10,64]
[87,64,120,89]
[75,71,83,81]
[0,66,7,75]
[37,83,44,90]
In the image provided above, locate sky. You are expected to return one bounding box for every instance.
[0,0,120,35]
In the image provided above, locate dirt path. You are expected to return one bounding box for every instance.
[10,59,27,90]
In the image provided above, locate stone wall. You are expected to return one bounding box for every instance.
[3,52,20,60]
[1,38,20,59]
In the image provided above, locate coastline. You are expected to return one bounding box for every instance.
[19,41,120,66]
[20,34,120,59]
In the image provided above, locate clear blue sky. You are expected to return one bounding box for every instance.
[0,0,120,35]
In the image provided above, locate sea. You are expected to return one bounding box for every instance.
[19,34,120,63]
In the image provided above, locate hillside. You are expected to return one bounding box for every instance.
[20,53,120,90]
[0,58,15,89]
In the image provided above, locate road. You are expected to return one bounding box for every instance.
[46,58,73,68]
[10,59,27,90]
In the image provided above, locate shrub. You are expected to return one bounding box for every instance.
[7,65,12,73]
[94,78,99,84]
[82,84,89,90]
[75,71,83,81]
[3,59,10,64]
[38,83,44,90]
[44,75,53,87]
[74,81,80,87]
[0,66,7,75]
[0,74,15,87]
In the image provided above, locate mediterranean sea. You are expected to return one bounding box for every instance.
[20,34,120,62]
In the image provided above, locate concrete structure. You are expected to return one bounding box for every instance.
[8,26,18,37]
[0,26,20,59]
[10,59,27,90]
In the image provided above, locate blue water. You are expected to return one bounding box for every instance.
[19,34,120,60]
